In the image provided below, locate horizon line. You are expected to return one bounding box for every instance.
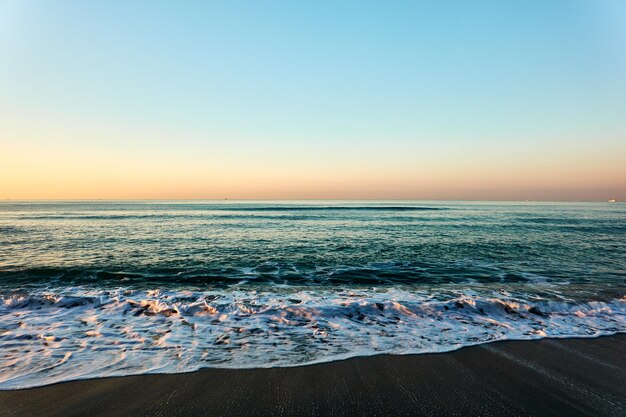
[0,198,621,203]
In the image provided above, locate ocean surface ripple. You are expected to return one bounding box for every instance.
[0,201,625,389]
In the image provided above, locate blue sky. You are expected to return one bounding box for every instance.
[1,1,625,199]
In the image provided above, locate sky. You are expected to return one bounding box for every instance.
[1,0,625,200]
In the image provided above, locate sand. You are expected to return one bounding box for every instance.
[1,335,624,416]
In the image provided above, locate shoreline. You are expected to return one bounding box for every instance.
[1,335,624,416]
[1,333,624,391]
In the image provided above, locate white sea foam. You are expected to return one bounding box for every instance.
[0,287,624,389]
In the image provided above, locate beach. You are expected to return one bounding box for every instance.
[1,334,624,416]
[3,0,626,414]
[1,202,624,415]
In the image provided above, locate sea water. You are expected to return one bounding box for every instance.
[0,201,624,389]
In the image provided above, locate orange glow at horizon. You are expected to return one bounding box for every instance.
[2,129,624,201]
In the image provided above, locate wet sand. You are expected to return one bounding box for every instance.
[1,335,624,417]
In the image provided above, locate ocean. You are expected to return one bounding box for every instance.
[0,201,624,389]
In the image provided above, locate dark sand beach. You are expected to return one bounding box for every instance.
[1,335,624,417]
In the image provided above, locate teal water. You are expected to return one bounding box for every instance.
[1,201,625,388]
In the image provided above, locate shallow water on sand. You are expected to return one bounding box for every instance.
[1,201,625,388]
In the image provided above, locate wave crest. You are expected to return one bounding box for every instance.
[1,287,624,389]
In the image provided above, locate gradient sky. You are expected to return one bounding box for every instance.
[1,0,625,200]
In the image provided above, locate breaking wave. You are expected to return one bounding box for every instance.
[1,286,624,389]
